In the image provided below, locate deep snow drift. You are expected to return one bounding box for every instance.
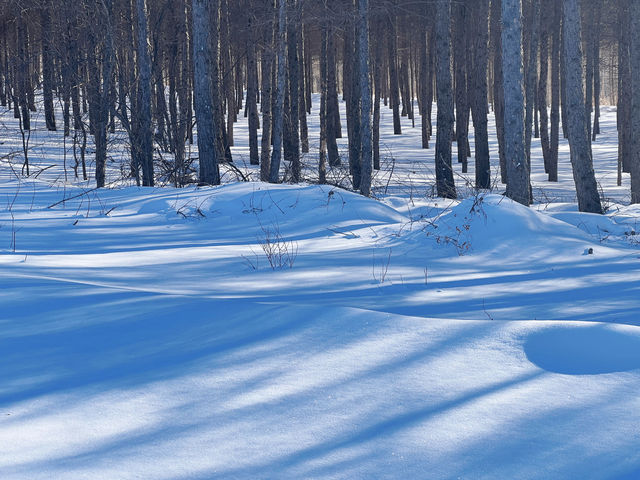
[1,101,640,479]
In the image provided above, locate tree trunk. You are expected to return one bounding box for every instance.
[260,2,275,181]
[434,0,456,199]
[284,0,300,182]
[326,23,340,166]
[549,0,560,181]
[298,20,309,154]
[618,0,632,180]
[246,10,260,166]
[629,0,640,203]
[524,0,540,167]
[269,0,287,183]
[453,0,469,171]
[469,0,491,189]
[562,0,602,213]
[592,0,601,141]
[347,5,362,190]
[419,26,430,149]
[191,0,220,185]
[358,0,372,196]
[41,3,56,131]
[387,12,402,135]
[538,1,551,176]
[501,0,529,206]
[134,0,154,186]
[319,20,328,184]
[491,0,507,183]
[373,21,383,168]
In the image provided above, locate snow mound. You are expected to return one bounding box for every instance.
[136,182,407,239]
[547,210,638,239]
[425,194,593,253]
[524,324,640,374]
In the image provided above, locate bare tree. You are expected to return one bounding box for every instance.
[434,0,456,199]
[358,0,372,196]
[501,0,529,206]
[269,0,287,183]
[629,0,640,203]
[191,0,220,185]
[562,0,602,213]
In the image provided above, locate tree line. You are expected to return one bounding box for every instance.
[0,0,639,212]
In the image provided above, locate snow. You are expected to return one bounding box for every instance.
[1,100,640,479]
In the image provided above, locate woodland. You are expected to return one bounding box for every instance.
[1,1,640,479]
[0,0,638,205]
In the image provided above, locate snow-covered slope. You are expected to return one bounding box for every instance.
[1,177,640,479]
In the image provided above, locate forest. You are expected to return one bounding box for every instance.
[0,0,638,206]
[2,1,640,479]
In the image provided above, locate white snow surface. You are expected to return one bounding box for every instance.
[1,101,640,479]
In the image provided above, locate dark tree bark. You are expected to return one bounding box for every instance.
[549,0,560,182]
[326,21,340,166]
[469,0,491,189]
[319,18,328,184]
[618,0,632,183]
[453,0,469,171]
[419,25,430,149]
[191,0,220,185]
[358,0,372,196]
[524,0,540,166]
[373,20,383,168]
[283,0,300,182]
[490,0,507,183]
[41,3,56,131]
[591,0,601,141]
[298,19,309,154]
[501,0,529,206]
[220,0,235,149]
[133,0,154,186]
[346,2,362,190]
[434,0,456,199]
[562,0,602,213]
[538,0,551,176]
[387,11,401,135]
[86,0,116,188]
[16,16,30,132]
[629,0,640,203]
[246,10,260,166]
[260,1,275,181]
[269,0,287,183]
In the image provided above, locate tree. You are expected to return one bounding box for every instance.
[501,0,529,206]
[40,1,56,131]
[85,0,116,188]
[434,0,456,199]
[562,0,603,213]
[523,0,540,166]
[630,0,640,203]
[358,0,372,196]
[269,0,287,183]
[246,7,260,166]
[133,0,154,186]
[260,0,276,181]
[284,0,301,182]
[468,0,491,189]
[191,0,220,185]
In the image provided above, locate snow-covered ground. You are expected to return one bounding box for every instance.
[1,99,640,479]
